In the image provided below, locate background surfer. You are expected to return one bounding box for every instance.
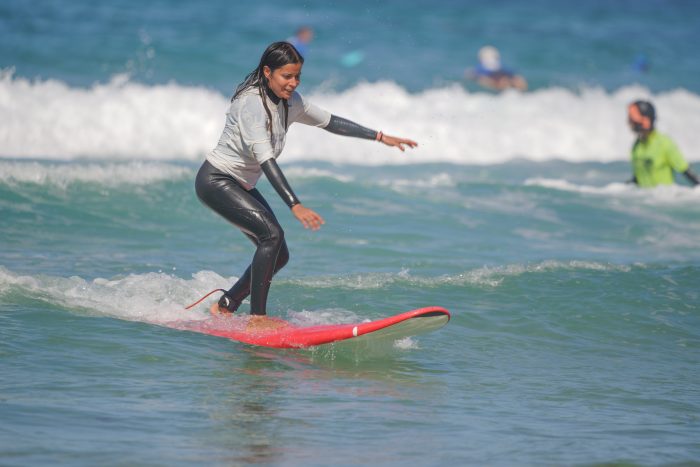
[627,100,699,187]
[195,41,417,315]
[465,45,528,91]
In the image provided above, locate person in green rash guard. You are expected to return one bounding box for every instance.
[627,100,699,187]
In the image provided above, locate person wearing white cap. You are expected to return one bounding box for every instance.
[466,45,527,91]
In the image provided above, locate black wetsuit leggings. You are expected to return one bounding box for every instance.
[195,160,289,315]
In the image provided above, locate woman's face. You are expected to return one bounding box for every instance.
[264,63,302,100]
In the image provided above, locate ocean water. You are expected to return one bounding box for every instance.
[1,1,700,466]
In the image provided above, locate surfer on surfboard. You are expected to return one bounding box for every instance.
[195,41,417,316]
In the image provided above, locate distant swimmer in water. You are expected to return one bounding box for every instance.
[631,53,650,74]
[287,26,314,58]
[627,100,699,188]
[195,42,417,315]
[465,45,527,91]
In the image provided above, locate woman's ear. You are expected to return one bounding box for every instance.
[263,65,271,81]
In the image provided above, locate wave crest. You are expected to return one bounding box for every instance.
[2,72,700,165]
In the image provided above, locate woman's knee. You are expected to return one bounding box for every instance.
[276,244,290,269]
[262,219,285,247]
[268,221,284,246]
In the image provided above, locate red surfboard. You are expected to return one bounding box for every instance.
[174,306,450,349]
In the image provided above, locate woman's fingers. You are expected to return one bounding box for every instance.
[383,135,418,151]
[292,204,324,230]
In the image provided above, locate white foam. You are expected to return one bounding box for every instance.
[0,266,381,328]
[0,266,231,324]
[282,167,355,183]
[286,261,633,290]
[378,172,457,192]
[526,177,629,194]
[286,308,363,326]
[0,160,191,187]
[393,336,419,350]
[449,261,634,287]
[525,177,700,204]
[3,70,700,164]
[1,70,225,159]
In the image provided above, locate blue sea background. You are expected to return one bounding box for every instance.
[1,0,700,465]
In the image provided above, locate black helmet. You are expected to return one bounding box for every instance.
[628,100,655,131]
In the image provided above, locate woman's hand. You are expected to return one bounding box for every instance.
[379,133,418,152]
[291,203,325,230]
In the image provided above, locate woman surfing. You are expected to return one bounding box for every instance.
[195,41,417,316]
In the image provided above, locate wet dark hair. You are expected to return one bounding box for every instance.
[232,42,304,142]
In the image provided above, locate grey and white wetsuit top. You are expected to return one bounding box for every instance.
[206,89,331,190]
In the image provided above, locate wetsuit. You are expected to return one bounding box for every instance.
[473,63,516,81]
[196,87,379,314]
[630,130,699,187]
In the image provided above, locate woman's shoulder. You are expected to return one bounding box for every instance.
[233,88,262,104]
[231,88,265,113]
[289,90,310,109]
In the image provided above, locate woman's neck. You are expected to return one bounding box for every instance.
[265,85,281,105]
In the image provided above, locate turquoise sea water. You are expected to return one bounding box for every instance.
[2,1,700,466]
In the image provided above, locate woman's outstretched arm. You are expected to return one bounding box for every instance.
[323,115,418,152]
